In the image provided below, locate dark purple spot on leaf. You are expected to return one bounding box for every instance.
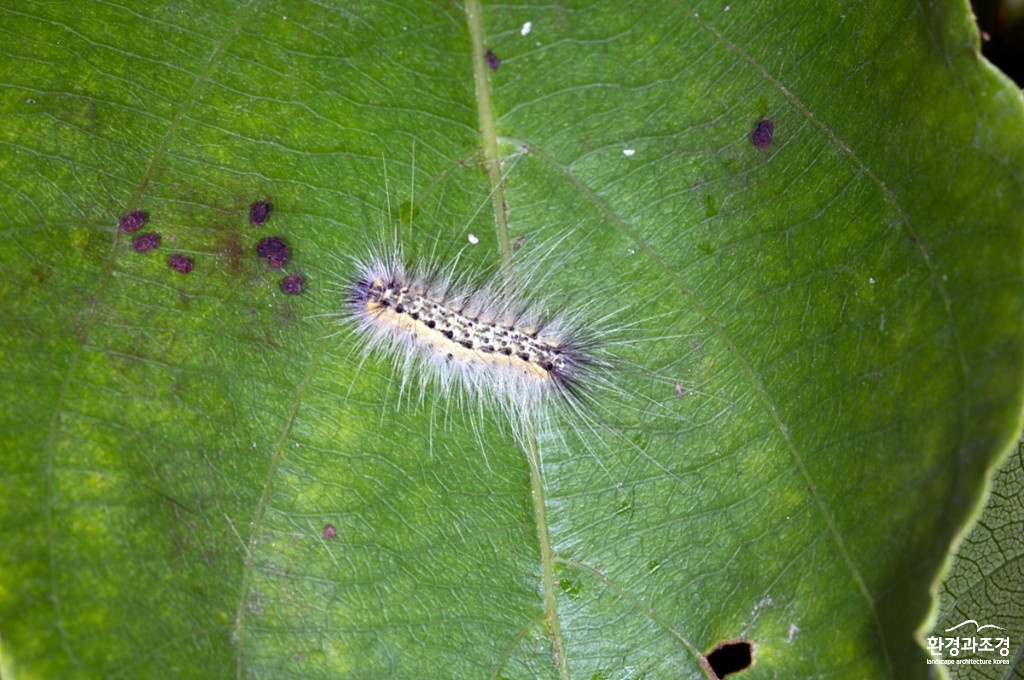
[132,232,160,253]
[118,210,148,233]
[256,236,289,269]
[485,49,501,71]
[250,200,271,226]
[168,253,194,274]
[751,119,774,150]
[323,524,337,539]
[513,234,526,250]
[280,273,304,295]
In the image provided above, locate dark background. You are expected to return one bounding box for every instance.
[973,0,1024,85]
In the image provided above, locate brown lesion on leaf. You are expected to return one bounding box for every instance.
[208,217,250,280]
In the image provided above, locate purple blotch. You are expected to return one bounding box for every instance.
[751,119,774,150]
[485,49,501,71]
[280,273,304,295]
[118,210,149,233]
[250,200,271,226]
[168,253,194,274]
[323,524,337,539]
[256,236,290,269]
[132,232,161,253]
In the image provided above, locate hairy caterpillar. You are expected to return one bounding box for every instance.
[322,151,714,475]
[342,239,616,443]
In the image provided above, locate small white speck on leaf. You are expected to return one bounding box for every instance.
[623,148,635,157]
[468,233,480,245]
[521,21,532,36]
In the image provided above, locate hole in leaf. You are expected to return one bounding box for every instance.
[705,640,753,678]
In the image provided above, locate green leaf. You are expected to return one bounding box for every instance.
[932,438,1024,677]
[2,1,1023,678]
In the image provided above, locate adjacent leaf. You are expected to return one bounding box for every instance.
[2,1,1023,678]
[933,439,1024,677]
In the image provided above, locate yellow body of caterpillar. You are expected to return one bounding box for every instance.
[361,275,569,384]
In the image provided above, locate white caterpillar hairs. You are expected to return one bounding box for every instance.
[343,239,613,438]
